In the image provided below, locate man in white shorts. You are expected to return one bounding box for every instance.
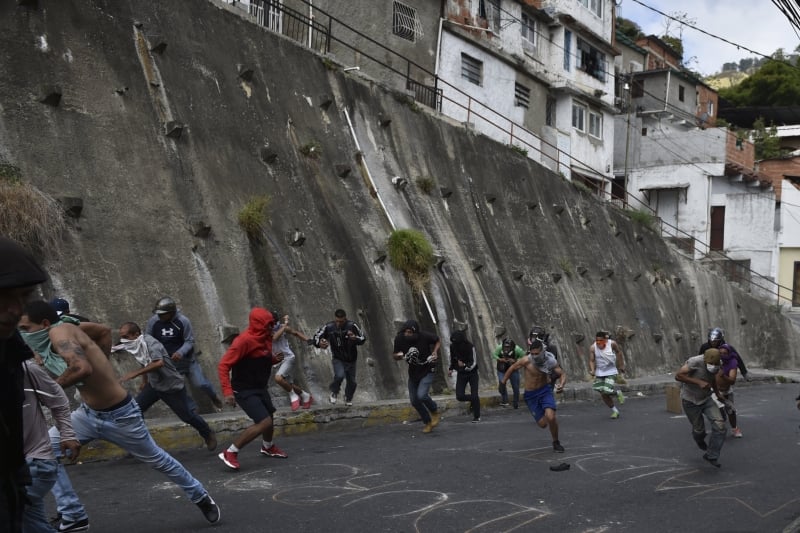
[272,311,313,410]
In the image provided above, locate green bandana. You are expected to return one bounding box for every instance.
[19,316,80,378]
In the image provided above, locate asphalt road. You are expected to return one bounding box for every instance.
[53,383,800,533]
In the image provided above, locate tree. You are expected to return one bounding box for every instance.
[719,55,800,107]
[660,35,683,58]
[721,62,738,72]
[751,118,782,160]
[616,17,643,40]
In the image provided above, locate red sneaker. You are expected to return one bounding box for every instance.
[260,444,288,458]
[218,450,240,470]
[301,395,314,409]
[290,397,300,411]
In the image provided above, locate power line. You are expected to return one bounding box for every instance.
[629,0,800,72]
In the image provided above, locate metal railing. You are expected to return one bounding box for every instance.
[240,0,795,308]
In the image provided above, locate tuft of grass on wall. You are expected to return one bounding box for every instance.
[387,228,435,292]
[0,173,65,260]
[299,141,321,159]
[416,176,435,195]
[508,144,528,157]
[627,208,656,230]
[237,194,271,240]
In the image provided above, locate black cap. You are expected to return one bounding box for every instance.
[0,237,47,289]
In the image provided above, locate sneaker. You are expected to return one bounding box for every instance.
[422,423,433,433]
[345,399,353,407]
[430,411,441,428]
[329,392,338,404]
[218,450,240,470]
[301,394,314,409]
[58,518,89,532]
[732,427,743,438]
[702,453,721,468]
[616,390,626,405]
[499,402,510,407]
[471,417,481,423]
[260,444,288,458]
[196,495,221,524]
[610,410,620,419]
[290,396,301,411]
[205,431,218,451]
[553,441,565,453]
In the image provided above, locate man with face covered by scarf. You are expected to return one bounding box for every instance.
[392,320,442,433]
[675,348,726,467]
[502,339,566,453]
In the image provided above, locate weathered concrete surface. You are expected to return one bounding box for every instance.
[1,0,799,419]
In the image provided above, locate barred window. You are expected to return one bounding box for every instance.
[514,83,530,109]
[461,53,483,85]
[392,1,420,42]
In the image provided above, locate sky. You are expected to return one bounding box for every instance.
[616,0,800,76]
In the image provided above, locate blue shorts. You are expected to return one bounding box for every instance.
[235,389,276,424]
[524,385,556,423]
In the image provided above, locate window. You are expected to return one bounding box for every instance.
[579,0,602,17]
[514,83,530,108]
[392,1,420,42]
[631,78,644,98]
[479,0,501,33]
[521,12,536,53]
[577,38,606,81]
[572,103,586,132]
[707,100,714,116]
[588,110,602,138]
[546,96,556,126]
[678,85,685,102]
[563,30,572,71]
[461,53,483,85]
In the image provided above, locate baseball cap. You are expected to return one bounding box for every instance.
[0,237,47,289]
[50,298,70,316]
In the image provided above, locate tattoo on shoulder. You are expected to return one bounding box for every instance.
[55,340,88,361]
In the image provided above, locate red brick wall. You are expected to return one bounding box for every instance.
[725,129,755,169]
[758,158,800,201]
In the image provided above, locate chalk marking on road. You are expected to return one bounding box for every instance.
[655,470,747,494]
[689,495,800,519]
[412,499,550,533]
[343,489,448,515]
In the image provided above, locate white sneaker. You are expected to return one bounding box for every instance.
[329,392,338,404]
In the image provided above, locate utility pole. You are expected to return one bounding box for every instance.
[623,76,632,209]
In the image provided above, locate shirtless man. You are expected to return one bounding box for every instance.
[502,339,566,453]
[18,302,221,526]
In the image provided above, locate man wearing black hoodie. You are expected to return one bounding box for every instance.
[393,320,442,433]
[0,237,48,533]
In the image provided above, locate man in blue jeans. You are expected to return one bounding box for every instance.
[22,359,81,533]
[312,309,366,406]
[18,303,221,528]
[146,296,224,412]
[392,320,442,433]
[115,322,217,451]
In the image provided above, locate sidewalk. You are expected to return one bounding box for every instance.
[76,368,800,462]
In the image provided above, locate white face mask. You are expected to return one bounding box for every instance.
[706,364,720,374]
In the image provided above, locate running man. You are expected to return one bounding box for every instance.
[271,311,313,410]
[588,331,626,419]
[502,339,566,452]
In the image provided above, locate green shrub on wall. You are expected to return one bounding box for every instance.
[387,228,435,292]
[238,194,271,239]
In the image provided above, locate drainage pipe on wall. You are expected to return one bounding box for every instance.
[343,107,437,325]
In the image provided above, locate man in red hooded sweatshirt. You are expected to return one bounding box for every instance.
[217,308,287,470]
